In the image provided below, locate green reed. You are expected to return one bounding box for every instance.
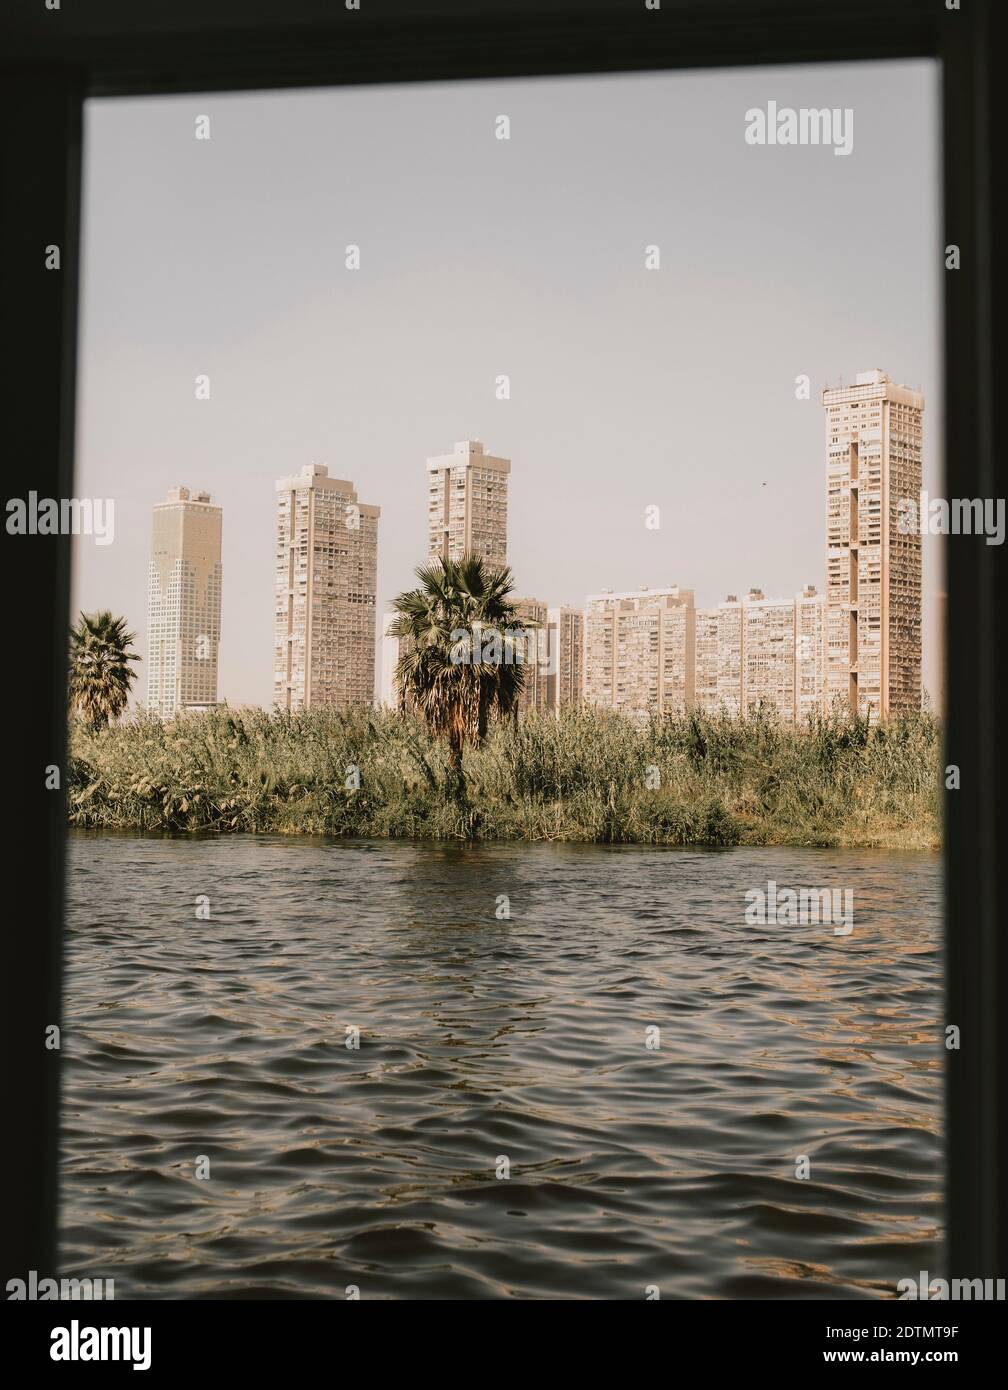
[67,704,941,848]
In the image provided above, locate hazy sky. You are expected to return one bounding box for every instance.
[73,60,943,708]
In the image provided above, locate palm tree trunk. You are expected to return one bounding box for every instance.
[447,727,466,801]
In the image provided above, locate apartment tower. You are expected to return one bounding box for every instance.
[741,588,795,723]
[513,597,549,712]
[427,439,509,565]
[694,595,747,717]
[933,590,946,716]
[146,487,222,717]
[694,587,822,723]
[545,606,584,711]
[274,464,379,710]
[694,608,720,714]
[794,583,826,723]
[379,610,399,708]
[584,586,695,718]
[715,595,744,716]
[823,370,923,720]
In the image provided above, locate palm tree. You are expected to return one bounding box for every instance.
[389,554,533,791]
[69,611,140,729]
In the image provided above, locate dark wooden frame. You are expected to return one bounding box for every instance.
[1,0,1001,1289]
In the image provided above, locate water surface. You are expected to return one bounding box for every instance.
[60,834,942,1299]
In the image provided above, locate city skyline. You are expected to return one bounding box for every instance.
[141,365,925,723]
[72,62,943,705]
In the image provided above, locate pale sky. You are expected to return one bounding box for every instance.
[72,60,944,708]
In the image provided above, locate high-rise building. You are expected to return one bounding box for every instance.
[513,597,549,712]
[545,606,584,711]
[716,594,743,716]
[697,588,821,723]
[823,370,923,720]
[273,464,379,710]
[426,439,509,565]
[380,610,399,708]
[694,607,720,714]
[933,589,946,716]
[146,487,222,717]
[741,588,795,723]
[794,583,826,723]
[584,586,695,718]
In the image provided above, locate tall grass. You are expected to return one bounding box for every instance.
[67,704,941,849]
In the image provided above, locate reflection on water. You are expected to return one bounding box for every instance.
[60,834,941,1299]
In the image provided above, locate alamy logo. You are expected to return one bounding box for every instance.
[5,493,115,545]
[745,101,854,156]
[50,1319,151,1371]
[6,1270,114,1300]
[745,879,853,935]
[897,1270,1005,1300]
[450,626,555,673]
[897,491,1005,546]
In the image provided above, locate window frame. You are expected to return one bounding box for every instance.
[0,0,1000,1289]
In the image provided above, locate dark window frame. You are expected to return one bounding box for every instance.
[1,0,1001,1287]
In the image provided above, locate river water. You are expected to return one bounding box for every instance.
[60,833,942,1299]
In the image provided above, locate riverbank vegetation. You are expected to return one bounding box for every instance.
[67,704,941,849]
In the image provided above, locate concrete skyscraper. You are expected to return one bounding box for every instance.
[584,586,695,718]
[715,595,743,717]
[933,590,946,716]
[794,583,826,723]
[694,586,822,723]
[694,595,746,717]
[741,588,795,723]
[273,464,379,710]
[513,597,549,713]
[146,487,222,717]
[379,610,399,708]
[823,370,923,720]
[426,439,509,565]
[693,607,720,714]
[545,606,584,711]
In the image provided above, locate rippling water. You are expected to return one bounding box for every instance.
[59,833,942,1299]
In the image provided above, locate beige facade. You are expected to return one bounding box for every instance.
[146,487,222,717]
[933,590,946,715]
[694,607,720,714]
[513,597,549,712]
[794,583,826,723]
[696,590,820,724]
[584,586,695,718]
[715,596,743,716]
[823,370,923,720]
[427,439,509,565]
[695,596,746,716]
[545,606,584,711]
[273,464,379,710]
[379,610,399,708]
[741,588,795,723]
